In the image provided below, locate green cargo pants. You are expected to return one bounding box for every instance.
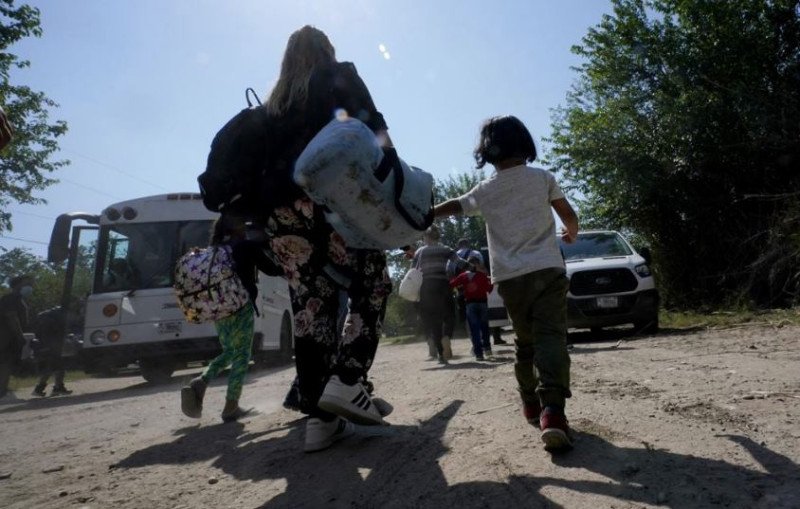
[497,267,571,408]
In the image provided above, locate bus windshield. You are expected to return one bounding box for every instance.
[96,220,212,292]
[560,232,633,261]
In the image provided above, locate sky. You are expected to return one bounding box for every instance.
[1,0,614,259]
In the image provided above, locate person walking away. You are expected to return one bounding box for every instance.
[450,255,493,360]
[0,276,34,398]
[433,115,579,452]
[400,243,435,359]
[181,214,282,422]
[414,226,466,364]
[31,306,72,397]
[447,239,483,337]
[208,26,393,452]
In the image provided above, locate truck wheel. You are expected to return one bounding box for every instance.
[635,315,659,335]
[139,359,175,384]
[279,313,293,362]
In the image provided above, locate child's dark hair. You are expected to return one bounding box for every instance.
[473,115,537,169]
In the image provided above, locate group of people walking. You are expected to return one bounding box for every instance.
[409,232,495,364]
[180,25,579,454]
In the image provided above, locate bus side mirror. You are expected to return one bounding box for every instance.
[48,213,100,264]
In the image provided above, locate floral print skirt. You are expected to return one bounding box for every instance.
[267,197,391,415]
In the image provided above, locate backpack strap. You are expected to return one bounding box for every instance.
[245,87,262,107]
[207,246,219,299]
[375,147,434,231]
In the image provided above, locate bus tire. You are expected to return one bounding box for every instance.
[139,359,175,384]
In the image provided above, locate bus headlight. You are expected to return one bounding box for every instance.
[107,330,121,342]
[90,330,106,345]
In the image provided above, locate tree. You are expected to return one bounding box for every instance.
[433,171,488,250]
[0,0,69,232]
[548,0,800,307]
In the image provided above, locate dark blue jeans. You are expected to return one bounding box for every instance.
[466,302,490,358]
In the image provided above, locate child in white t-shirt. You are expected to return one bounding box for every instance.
[434,115,579,452]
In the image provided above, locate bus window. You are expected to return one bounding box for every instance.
[178,220,212,254]
[101,232,135,291]
[96,220,213,293]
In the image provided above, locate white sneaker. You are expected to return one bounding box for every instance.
[317,375,386,425]
[304,417,355,453]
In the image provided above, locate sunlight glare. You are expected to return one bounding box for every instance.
[378,43,391,60]
[335,108,349,121]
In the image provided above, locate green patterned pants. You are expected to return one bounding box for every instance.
[204,305,254,401]
[497,267,571,408]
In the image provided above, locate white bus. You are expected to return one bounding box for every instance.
[48,193,293,383]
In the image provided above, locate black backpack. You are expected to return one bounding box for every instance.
[198,89,272,214]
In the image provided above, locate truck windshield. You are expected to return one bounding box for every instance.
[560,232,632,261]
[95,220,212,292]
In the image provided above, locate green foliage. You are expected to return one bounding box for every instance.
[0,245,46,281]
[660,307,800,330]
[0,0,69,232]
[432,171,488,250]
[381,294,418,337]
[548,0,800,308]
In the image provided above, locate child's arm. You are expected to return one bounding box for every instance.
[434,198,463,218]
[552,198,579,244]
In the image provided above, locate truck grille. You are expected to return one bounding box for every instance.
[569,268,638,296]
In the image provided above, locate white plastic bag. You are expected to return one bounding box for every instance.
[398,267,423,302]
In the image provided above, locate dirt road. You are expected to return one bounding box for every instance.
[1,324,798,508]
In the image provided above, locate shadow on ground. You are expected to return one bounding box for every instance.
[0,363,294,414]
[115,400,799,508]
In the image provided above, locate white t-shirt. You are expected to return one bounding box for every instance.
[458,165,565,283]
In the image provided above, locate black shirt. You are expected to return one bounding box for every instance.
[0,292,27,353]
[263,61,388,210]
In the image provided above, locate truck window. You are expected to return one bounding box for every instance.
[560,232,633,261]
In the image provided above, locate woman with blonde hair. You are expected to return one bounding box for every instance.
[260,26,393,452]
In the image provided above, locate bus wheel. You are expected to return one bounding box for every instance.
[139,359,175,384]
[279,313,293,362]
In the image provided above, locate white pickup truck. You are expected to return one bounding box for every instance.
[478,248,512,338]
[560,230,659,333]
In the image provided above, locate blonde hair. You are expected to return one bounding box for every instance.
[266,26,336,116]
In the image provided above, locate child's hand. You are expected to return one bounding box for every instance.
[560,227,576,244]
